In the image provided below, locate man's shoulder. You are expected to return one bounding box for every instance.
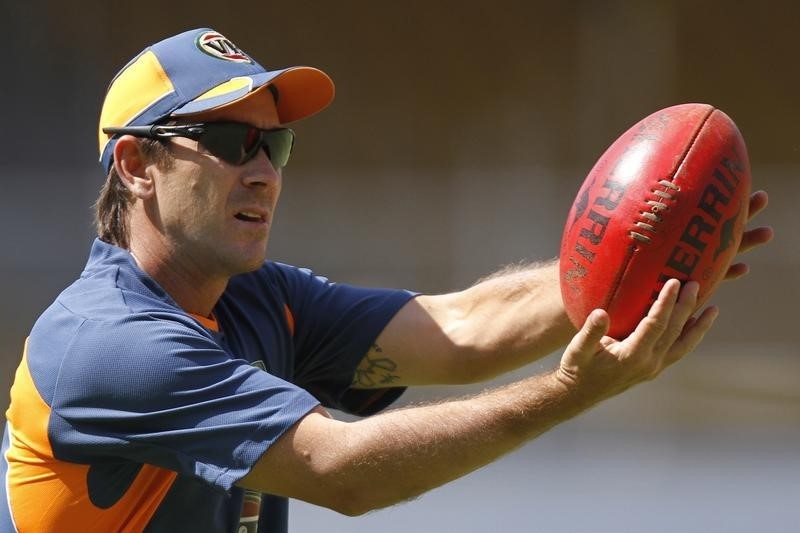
[26,273,213,407]
[30,261,208,363]
[227,261,330,296]
[54,266,175,323]
[44,239,179,323]
[32,284,206,355]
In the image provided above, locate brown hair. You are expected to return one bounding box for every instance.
[94,139,173,249]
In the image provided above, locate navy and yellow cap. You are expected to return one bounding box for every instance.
[98,28,335,172]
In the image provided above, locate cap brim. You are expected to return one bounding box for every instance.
[171,66,334,124]
[269,67,336,123]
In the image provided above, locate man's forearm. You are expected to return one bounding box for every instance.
[358,260,577,388]
[243,368,590,515]
[426,259,576,382]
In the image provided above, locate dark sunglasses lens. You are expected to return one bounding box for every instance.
[262,129,295,169]
[199,123,251,165]
[199,124,294,168]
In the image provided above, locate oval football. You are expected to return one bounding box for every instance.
[559,103,751,338]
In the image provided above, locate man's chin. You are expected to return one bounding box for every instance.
[212,235,270,276]
[235,247,269,274]
[239,259,266,274]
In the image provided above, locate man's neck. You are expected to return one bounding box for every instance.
[128,240,228,318]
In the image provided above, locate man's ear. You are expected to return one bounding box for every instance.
[113,136,155,199]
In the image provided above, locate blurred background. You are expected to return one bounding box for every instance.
[1,0,798,531]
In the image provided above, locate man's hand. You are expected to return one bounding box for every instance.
[725,190,774,280]
[556,279,717,401]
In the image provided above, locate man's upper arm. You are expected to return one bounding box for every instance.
[350,293,464,388]
[350,261,574,388]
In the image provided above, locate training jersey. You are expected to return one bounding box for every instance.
[1,239,416,532]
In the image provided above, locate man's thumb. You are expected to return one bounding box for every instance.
[569,309,610,353]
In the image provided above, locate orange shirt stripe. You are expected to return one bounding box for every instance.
[283,304,295,336]
[5,340,178,531]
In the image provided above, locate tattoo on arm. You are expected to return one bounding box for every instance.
[352,344,401,388]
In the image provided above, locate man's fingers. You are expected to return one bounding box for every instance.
[719,191,773,280]
[724,262,749,281]
[737,226,774,255]
[736,190,773,255]
[565,309,610,358]
[627,279,681,349]
[559,309,610,385]
[724,224,773,280]
[665,306,719,365]
[746,190,769,222]
[656,280,700,352]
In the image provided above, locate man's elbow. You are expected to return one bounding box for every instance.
[240,411,415,516]
[323,483,420,517]
[316,460,414,516]
[324,490,375,517]
[306,454,420,516]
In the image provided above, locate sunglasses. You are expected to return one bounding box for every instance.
[103,122,295,168]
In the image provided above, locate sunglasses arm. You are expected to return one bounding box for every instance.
[102,124,205,140]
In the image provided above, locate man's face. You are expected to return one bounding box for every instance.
[149,89,283,277]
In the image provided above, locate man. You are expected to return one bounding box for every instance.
[1,28,772,533]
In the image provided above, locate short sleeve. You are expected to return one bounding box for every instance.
[269,264,417,415]
[45,314,320,491]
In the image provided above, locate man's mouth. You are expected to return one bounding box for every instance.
[235,211,266,223]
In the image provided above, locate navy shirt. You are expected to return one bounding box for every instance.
[1,239,415,532]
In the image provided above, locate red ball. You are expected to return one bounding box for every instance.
[559,103,751,338]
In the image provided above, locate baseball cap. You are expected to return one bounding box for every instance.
[98,28,335,172]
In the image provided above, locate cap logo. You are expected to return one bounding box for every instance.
[196,31,252,63]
